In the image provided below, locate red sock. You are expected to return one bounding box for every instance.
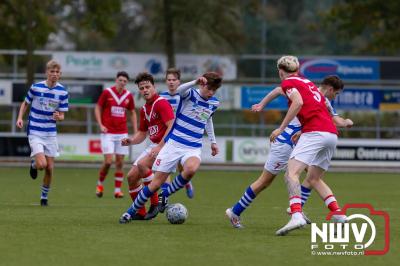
[143,171,158,206]
[289,196,302,214]
[98,170,107,184]
[114,172,124,191]
[324,195,340,212]
[129,185,146,216]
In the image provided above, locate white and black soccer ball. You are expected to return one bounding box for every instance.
[165,203,188,224]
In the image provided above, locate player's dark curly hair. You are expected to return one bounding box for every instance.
[135,72,154,85]
[203,72,222,90]
[322,75,344,91]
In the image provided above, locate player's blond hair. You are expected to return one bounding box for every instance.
[277,55,299,73]
[46,59,61,70]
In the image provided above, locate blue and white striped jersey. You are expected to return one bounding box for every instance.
[325,97,338,116]
[166,81,219,148]
[25,81,69,137]
[275,98,337,147]
[159,91,181,114]
[276,117,302,147]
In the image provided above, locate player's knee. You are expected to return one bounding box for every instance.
[104,162,112,169]
[36,161,47,170]
[306,176,320,186]
[115,161,123,170]
[183,169,196,178]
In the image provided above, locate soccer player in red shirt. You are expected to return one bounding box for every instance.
[120,72,175,220]
[270,56,346,236]
[95,71,137,198]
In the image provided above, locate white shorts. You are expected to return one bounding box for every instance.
[152,141,202,173]
[29,135,59,158]
[290,131,337,171]
[101,133,129,155]
[264,141,293,175]
[133,143,158,166]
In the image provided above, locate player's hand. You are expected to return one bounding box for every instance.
[121,138,132,146]
[16,118,23,128]
[251,103,264,112]
[211,143,219,156]
[345,119,354,128]
[196,77,208,86]
[291,131,302,145]
[100,125,108,133]
[150,145,162,159]
[53,111,64,121]
[270,128,283,143]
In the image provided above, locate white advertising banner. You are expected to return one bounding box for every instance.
[58,134,226,163]
[233,137,270,164]
[232,137,400,165]
[0,80,12,105]
[53,52,237,80]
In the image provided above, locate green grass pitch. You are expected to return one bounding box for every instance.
[0,167,398,266]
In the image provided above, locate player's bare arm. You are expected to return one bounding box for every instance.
[252,86,284,112]
[94,104,107,133]
[270,89,303,142]
[129,109,138,133]
[333,116,354,128]
[121,130,147,146]
[16,101,29,128]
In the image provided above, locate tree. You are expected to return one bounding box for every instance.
[322,0,400,54]
[149,0,246,68]
[0,0,122,86]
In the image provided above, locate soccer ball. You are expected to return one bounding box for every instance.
[165,203,188,224]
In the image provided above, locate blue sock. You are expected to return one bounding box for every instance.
[232,186,256,216]
[301,185,312,206]
[41,185,50,199]
[126,186,153,216]
[163,174,189,197]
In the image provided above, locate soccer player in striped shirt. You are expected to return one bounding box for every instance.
[119,72,221,223]
[16,60,68,206]
[160,68,195,199]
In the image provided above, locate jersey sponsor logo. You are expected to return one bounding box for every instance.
[111,106,125,117]
[39,97,59,111]
[149,125,159,136]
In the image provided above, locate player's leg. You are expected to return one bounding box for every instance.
[113,154,125,198]
[125,165,147,219]
[179,162,194,199]
[136,156,160,220]
[119,142,183,223]
[96,154,113,197]
[113,134,130,198]
[306,167,346,223]
[276,158,308,236]
[28,135,47,179]
[40,156,54,206]
[226,169,277,228]
[96,134,114,197]
[307,132,345,222]
[119,171,170,223]
[161,156,200,199]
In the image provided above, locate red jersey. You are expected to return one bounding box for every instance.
[139,94,175,144]
[97,86,135,134]
[281,75,337,134]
